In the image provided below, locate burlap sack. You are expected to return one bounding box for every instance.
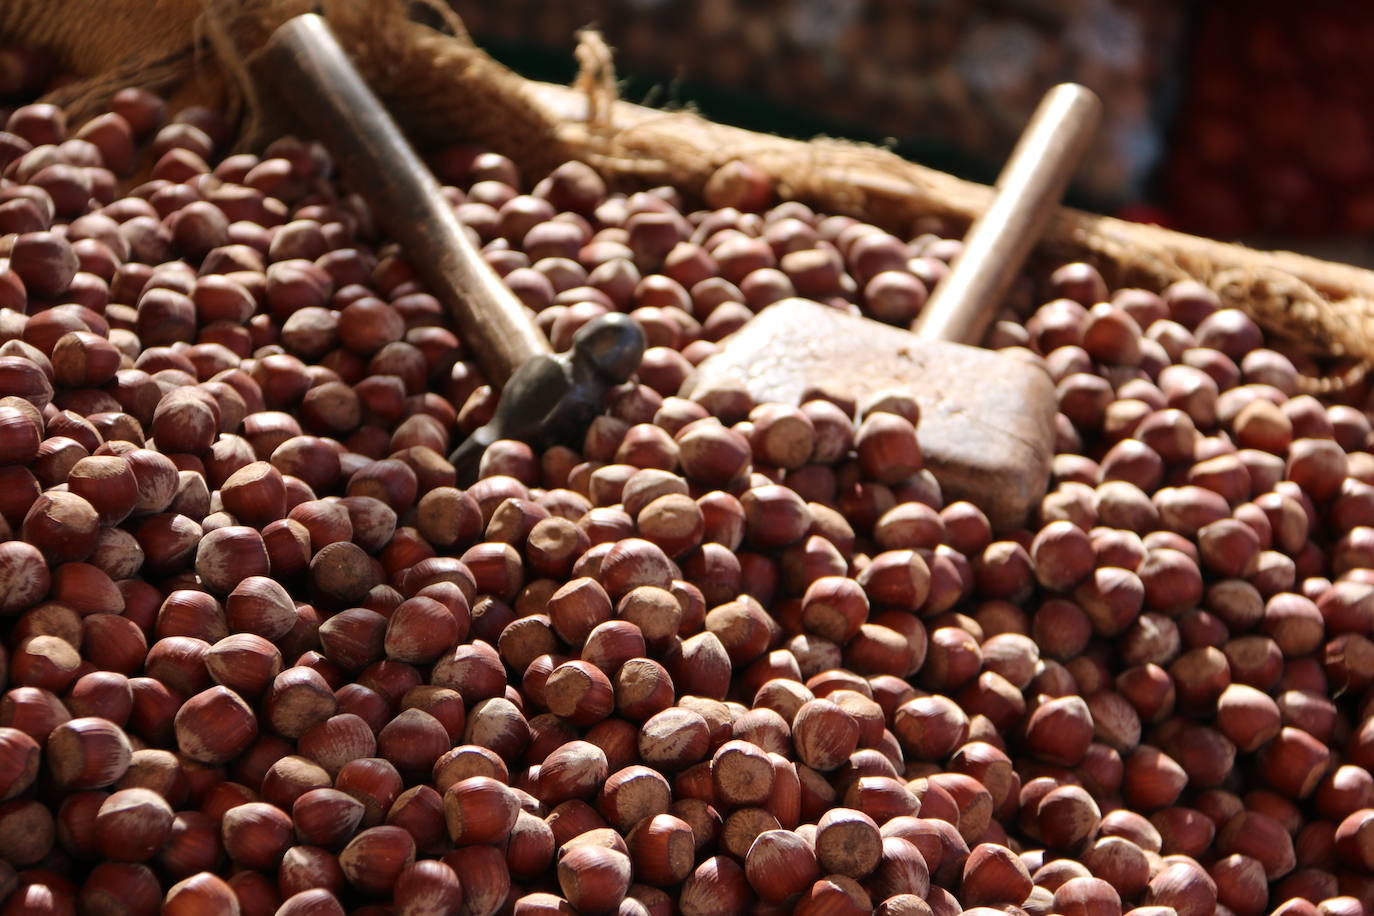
[4,0,1374,373]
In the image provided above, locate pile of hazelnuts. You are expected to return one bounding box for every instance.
[0,45,1372,916]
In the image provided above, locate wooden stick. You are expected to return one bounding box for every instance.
[259,13,551,388]
[913,83,1100,345]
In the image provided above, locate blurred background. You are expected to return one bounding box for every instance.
[451,0,1374,265]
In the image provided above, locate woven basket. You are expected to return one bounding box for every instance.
[6,0,1374,374]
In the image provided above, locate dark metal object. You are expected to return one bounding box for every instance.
[450,313,645,485]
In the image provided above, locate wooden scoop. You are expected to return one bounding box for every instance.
[681,84,1101,530]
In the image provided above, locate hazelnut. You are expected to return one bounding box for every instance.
[298,714,377,778]
[383,783,447,856]
[1053,876,1122,916]
[556,844,632,914]
[1144,861,1217,916]
[626,813,695,886]
[204,633,282,699]
[47,716,132,789]
[680,855,752,916]
[869,835,931,901]
[79,862,164,916]
[225,574,296,641]
[163,872,240,916]
[220,801,292,870]
[441,844,511,916]
[1217,810,1297,879]
[892,694,969,761]
[0,727,40,800]
[1081,835,1150,899]
[443,775,519,845]
[961,842,1033,906]
[194,525,270,593]
[1024,695,1094,766]
[22,490,100,563]
[537,739,610,806]
[1038,784,1102,851]
[792,698,860,771]
[293,787,366,849]
[507,808,557,878]
[94,787,174,862]
[174,686,258,764]
[815,807,883,878]
[546,660,615,726]
[339,825,416,897]
[393,859,464,916]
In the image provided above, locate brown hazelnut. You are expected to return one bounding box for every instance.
[174,686,258,764]
[557,844,632,915]
[338,824,416,897]
[680,855,752,916]
[961,841,1032,907]
[443,775,519,845]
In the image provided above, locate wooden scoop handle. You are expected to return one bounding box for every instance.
[260,14,551,387]
[912,83,1101,346]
